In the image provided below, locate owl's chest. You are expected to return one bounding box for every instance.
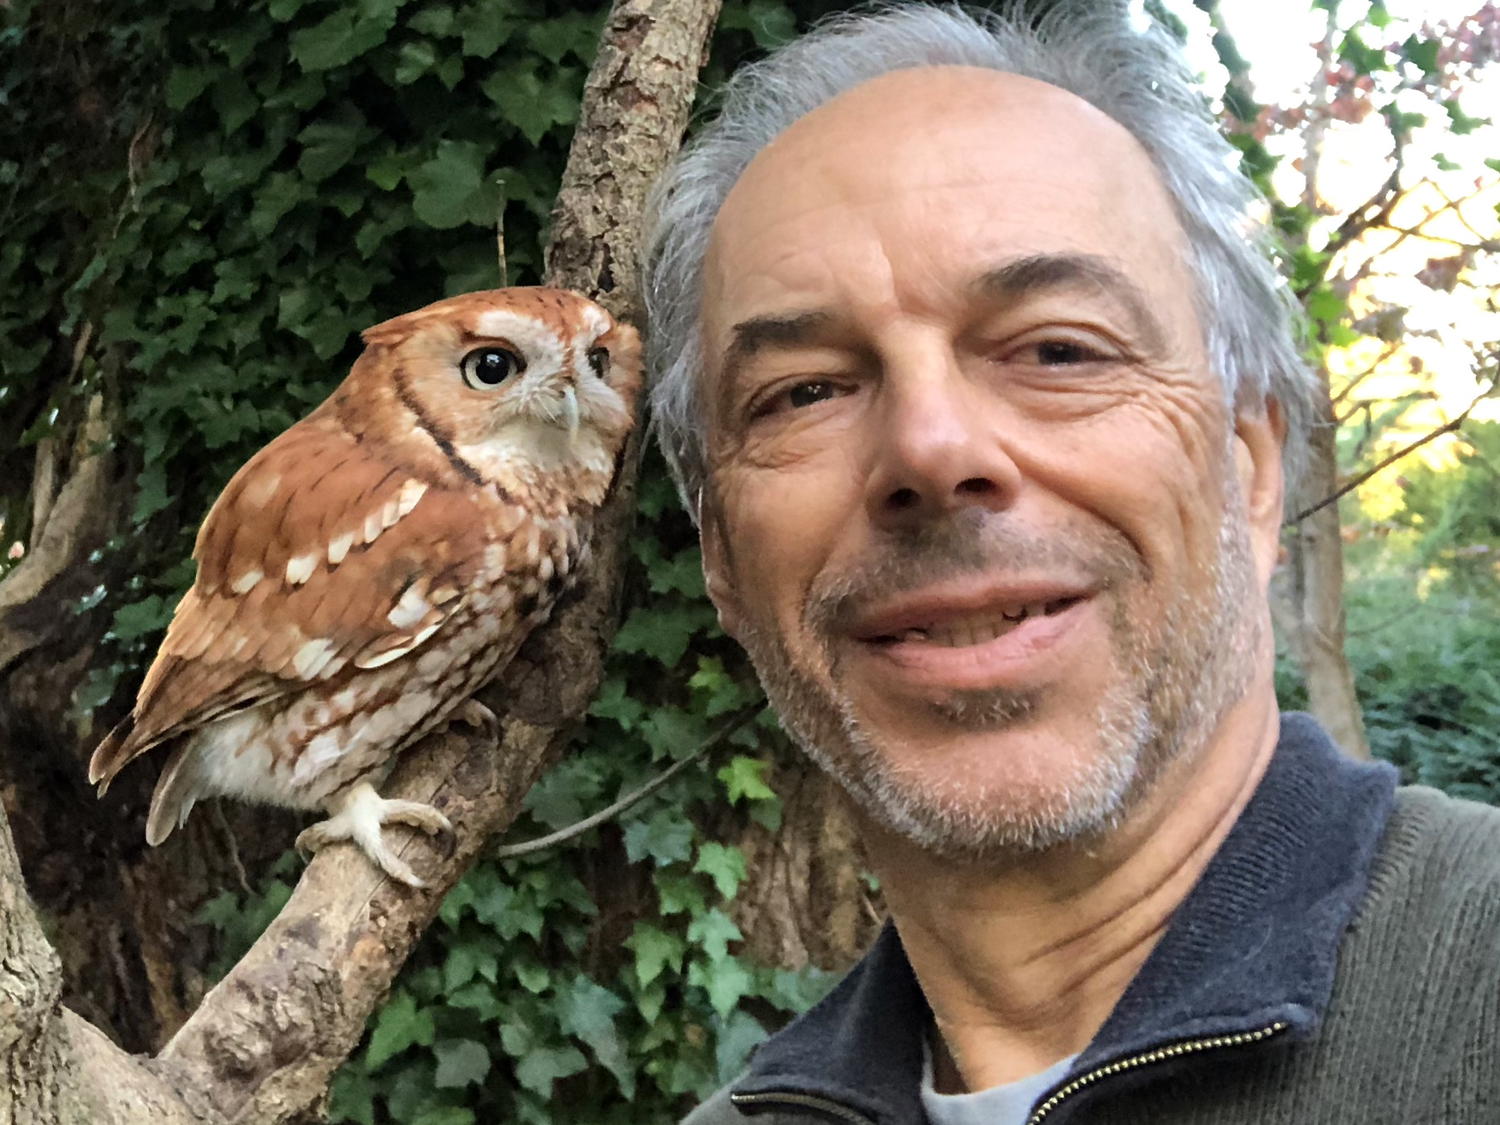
[463,505,586,629]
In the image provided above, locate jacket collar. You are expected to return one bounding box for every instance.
[731,713,1398,1123]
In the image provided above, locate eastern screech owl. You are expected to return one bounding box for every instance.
[88,287,642,886]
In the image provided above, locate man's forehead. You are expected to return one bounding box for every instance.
[708,66,1151,245]
[701,65,1187,335]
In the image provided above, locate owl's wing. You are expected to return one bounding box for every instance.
[88,416,515,788]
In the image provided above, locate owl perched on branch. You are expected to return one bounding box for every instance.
[88,288,642,887]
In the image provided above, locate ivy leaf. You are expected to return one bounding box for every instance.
[395,40,439,85]
[479,60,579,145]
[656,870,708,916]
[165,67,213,110]
[687,908,743,961]
[408,140,487,229]
[694,843,748,900]
[298,119,367,183]
[691,953,754,1018]
[514,958,550,994]
[525,11,599,64]
[210,74,258,135]
[441,936,492,992]
[715,1010,769,1083]
[613,603,715,668]
[588,676,646,728]
[248,172,306,239]
[432,1038,491,1088]
[557,977,632,1092]
[111,595,170,641]
[366,990,435,1070]
[291,10,389,72]
[626,924,685,988]
[718,756,776,805]
[459,2,516,56]
[408,4,457,36]
[641,706,708,758]
[514,1045,587,1096]
[447,980,504,1022]
[623,809,694,867]
[132,463,169,523]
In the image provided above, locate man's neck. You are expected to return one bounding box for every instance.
[864,693,1282,1093]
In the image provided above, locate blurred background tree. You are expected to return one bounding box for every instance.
[0,0,1494,1121]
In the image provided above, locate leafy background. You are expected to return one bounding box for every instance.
[1,0,1496,1121]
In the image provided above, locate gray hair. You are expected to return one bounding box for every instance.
[642,2,1319,516]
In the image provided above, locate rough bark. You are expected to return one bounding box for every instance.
[728,757,880,972]
[1281,387,1372,759]
[0,0,719,1120]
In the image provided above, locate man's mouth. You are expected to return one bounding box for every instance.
[865,596,1085,647]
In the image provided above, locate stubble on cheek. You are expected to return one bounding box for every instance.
[727,481,1264,860]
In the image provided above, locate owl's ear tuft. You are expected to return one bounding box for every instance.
[361,314,416,348]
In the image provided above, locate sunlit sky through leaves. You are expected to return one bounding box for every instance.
[1156,0,1500,453]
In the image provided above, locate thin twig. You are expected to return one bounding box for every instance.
[1331,341,1401,409]
[492,703,766,859]
[1288,387,1491,525]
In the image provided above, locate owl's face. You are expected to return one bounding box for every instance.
[347,288,640,482]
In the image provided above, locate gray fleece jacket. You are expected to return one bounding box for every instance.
[685,714,1500,1124]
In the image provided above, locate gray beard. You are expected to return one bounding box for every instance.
[732,488,1260,863]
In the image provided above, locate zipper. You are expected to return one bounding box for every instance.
[728,1090,878,1124]
[1025,1021,1290,1124]
[728,1020,1288,1125]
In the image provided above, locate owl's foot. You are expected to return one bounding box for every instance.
[451,698,498,740]
[296,782,454,888]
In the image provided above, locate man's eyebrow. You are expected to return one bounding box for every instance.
[975,253,1167,351]
[720,310,833,378]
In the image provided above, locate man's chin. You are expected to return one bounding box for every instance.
[798,709,1151,860]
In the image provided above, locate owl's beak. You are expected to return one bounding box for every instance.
[561,385,580,443]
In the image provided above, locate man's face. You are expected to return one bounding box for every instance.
[698,68,1284,859]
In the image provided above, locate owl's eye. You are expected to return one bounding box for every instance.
[586,347,610,379]
[460,346,525,389]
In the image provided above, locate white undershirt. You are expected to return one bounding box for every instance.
[920,1036,1077,1125]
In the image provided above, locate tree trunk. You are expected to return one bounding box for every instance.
[728,756,880,972]
[0,0,718,1119]
[1280,383,1372,759]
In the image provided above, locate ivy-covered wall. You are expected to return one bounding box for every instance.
[2,0,850,1120]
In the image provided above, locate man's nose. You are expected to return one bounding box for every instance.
[865,354,1023,528]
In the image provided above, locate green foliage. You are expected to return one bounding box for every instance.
[2,0,841,1118]
[10,0,1495,1121]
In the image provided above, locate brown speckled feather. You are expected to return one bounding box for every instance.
[89,419,497,783]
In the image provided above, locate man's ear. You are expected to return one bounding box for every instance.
[1233,396,1287,587]
[698,493,746,640]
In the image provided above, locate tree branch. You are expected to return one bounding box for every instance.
[155,0,720,1119]
[1,0,721,1121]
[1288,383,1493,525]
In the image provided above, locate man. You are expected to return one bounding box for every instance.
[642,5,1500,1123]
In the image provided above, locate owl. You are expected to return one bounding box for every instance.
[88,287,642,887]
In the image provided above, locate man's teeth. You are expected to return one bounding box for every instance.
[890,600,1069,646]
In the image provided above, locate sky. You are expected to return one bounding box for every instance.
[1153,0,1500,443]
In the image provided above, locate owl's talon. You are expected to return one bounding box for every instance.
[451,698,499,740]
[298,783,451,888]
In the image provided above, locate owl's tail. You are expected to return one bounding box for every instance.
[88,715,139,795]
[146,741,203,845]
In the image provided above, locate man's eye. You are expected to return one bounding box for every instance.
[1033,340,1102,365]
[785,380,838,408]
